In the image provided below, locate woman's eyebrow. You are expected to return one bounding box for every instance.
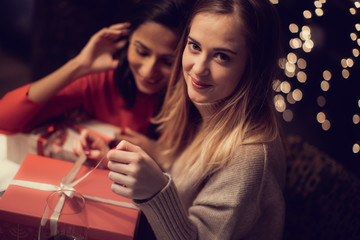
[188,36,200,46]
[135,40,174,58]
[188,36,237,56]
[134,40,149,51]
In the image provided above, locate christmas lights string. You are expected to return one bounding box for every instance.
[271,0,360,173]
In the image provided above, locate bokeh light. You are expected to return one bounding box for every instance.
[271,0,360,176]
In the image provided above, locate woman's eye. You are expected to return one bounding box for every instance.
[216,53,230,62]
[162,58,174,67]
[188,42,200,52]
[136,48,148,56]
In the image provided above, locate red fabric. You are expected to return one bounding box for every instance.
[0,70,161,135]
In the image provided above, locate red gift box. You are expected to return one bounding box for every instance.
[0,154,139,240]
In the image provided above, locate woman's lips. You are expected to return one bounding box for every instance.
[190,76,211,89]
[139,76,158,86]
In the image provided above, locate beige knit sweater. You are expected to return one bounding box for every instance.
[135,103,286,240]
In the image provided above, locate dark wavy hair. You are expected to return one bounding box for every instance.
[114,0,193,108]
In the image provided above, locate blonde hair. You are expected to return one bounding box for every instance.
[153,0,283,183]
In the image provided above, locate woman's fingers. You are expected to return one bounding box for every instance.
[108,170,133,186]
[79,129,90,148]
[116,139,142,153]
[107,146,142,167]
[99,22,130,39]
[115,39,128,50]
[72,138,83,156]
[97,28,129,42]
[109,22,131,30]
[87,149,102,160]
[110,181,133,198]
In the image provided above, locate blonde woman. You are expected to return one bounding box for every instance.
[107,0,286,239]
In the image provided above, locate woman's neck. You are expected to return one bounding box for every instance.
[193,101,224,122]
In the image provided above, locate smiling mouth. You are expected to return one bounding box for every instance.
[190,76,212,89]
[139,75,159,86]
[143,79,158,85]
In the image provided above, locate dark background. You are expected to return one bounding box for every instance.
[0,0,359,178]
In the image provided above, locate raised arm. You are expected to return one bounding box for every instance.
[28,23,130,102]
[0,23,129,133]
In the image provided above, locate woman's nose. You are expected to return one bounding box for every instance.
[140,57,157,79]
[192,54,210,77]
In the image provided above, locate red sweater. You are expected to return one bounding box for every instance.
[0,70,161,135]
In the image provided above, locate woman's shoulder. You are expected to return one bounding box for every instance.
[233,137,285,163]
[229,137,286,186]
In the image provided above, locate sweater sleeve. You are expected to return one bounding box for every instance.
[0,78,87,133]
[0,84,46,133]
[135,143,285,240]
[134,174,197,240]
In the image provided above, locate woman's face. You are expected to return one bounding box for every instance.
[182,12,248,104]
[127,21,178,95]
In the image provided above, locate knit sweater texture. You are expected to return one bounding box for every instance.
[135,102,286,240]
[0,70,161,135]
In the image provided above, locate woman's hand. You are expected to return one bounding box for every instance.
[73,22,130,76]
[107,140,168,200]
[27,23,130,103]
[73,129,110,166]
[115,128,159,160]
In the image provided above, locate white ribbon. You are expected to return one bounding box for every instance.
[10,163,138,239]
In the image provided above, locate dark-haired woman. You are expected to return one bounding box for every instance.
[0,0,193,157]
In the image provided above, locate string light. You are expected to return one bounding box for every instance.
[283,109,294,122]
[353,114,360,124]
[274,94,286,113]
[271,0,359,169]
[323,70,332,80]
[287,93,296,104]
[355,23,360,31]
[292,89,303,101]
[317,112,326,123]
[314,0,322,8]
[342,69,350,79]
[353,143,360,154]
[273,79,282,92]
[352,48,359,57]
[317,96,326,107]
[350,33,357,41]
[297,71,307,83]
[322,120,331,131]
[303,10,312,19]
[289,23,299,33]
[315,8,324,17]
[350,8,357,15]
[297,58,307,69]
[320,80,330,91]
[280,81,291,94]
